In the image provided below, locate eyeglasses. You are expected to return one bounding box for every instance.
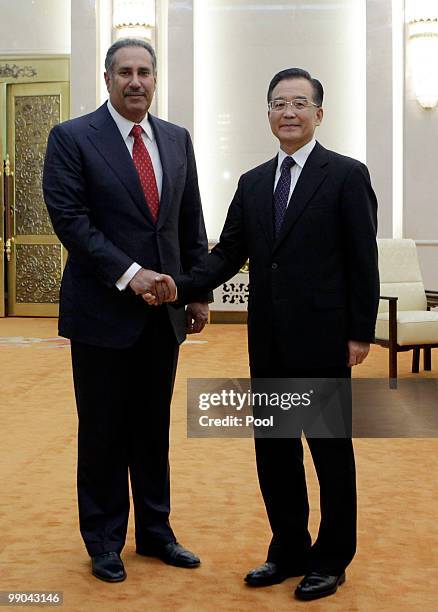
[268,98,319,112]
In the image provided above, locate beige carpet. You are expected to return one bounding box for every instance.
[0,318,437,611]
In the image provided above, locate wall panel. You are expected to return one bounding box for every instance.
[194,0,366,239]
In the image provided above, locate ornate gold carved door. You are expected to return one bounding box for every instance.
[5,82,69,316]
[0,157,4,317]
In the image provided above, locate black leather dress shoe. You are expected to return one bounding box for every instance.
[137,542,200,568]
[91,552,126,583]
[295,571,346,600]
[245,562,305,587]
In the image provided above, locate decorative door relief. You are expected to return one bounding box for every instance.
[6,82,69,315]
[0,159,4,317]
[0,56,69,317]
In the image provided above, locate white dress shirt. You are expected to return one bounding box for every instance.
[106,100,163,290]
[274,138,316,204]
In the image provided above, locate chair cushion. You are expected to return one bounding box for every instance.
[379,282,427,313]
[375,310,438,345]
[378,239,423,283]
[377,239,427,313]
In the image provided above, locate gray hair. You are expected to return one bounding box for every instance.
[105,38,157,75]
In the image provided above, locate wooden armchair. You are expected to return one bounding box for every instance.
[374,239,438,388]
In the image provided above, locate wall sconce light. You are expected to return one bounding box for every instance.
[407,0,438,108]
[113,0,155,41]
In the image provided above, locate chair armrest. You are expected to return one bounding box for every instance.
[379,296,398,344]
[425,290,438,309]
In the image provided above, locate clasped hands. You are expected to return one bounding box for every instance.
[129,268,209,334]
[129,267,177,305]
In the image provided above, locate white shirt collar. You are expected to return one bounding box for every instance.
[277,138,316,170]
[107,99,154,142]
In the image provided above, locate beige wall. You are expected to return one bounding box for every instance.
[70,0,99,118]
[0,0,70,55]
[4,0,435,287]
[187,0,436,286]
[192,0,366,240]
[404,43,438,288]
[366,0,393,239]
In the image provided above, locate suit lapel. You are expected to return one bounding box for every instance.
[273,142,328,252]
[148,115,180,230]
[253,157,277,246]
[87,104,154,224]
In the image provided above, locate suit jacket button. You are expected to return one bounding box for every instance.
[271,262,278,270]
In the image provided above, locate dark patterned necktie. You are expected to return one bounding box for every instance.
[130,124,160,222]
[273,156,295,236]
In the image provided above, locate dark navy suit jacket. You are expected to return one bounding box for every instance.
[43,103,209,348]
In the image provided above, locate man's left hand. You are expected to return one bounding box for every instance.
[347,340,370,367]
[186,302,209,334]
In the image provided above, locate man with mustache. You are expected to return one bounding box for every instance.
[148,67,379,601]
[43,39,210,582]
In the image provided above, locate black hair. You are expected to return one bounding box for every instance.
[267,68,323,106]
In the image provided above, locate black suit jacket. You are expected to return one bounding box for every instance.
[43,103,209,348]
[177,142,379,372]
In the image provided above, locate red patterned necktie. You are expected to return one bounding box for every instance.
[130,124,160,222]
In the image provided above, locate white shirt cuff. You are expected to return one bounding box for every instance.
[116,262,141,290]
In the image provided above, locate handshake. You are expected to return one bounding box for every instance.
[128,267,209,334]
[129,267,177,306]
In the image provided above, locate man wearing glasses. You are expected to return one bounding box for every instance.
[148,68,379,601]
